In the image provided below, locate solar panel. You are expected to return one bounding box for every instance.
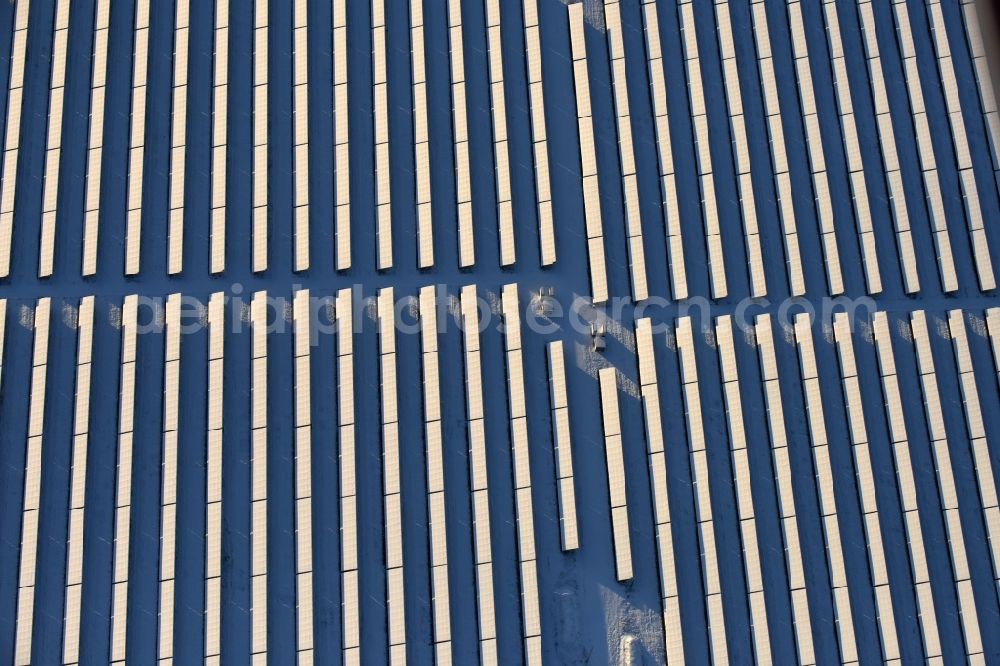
[546,339,579,552]
[14,298,54,656]
[611,505,633,582]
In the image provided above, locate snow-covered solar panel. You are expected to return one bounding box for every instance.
[597,367,632,582]
[908,309,984,660]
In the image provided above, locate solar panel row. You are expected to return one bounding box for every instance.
[13,298,50,665]
[501,285,541,664]
[377,288,407,664]
[871,312,942,660]
[989,308,1000,392]
[373,1,392,270]
[792,313,858,664]
[157,295,182,661]
[947,311,1000,595]
[522,0,554,266]
[568,4,608,305]
[959,0,1000,188]
[597,367,632,583]
[167,0,190,274]
[890,0,960,293]
[748,0,805,297]
[124,0,151,275]
[786,1,845,296]
[110,295,139,664]
[715,315,770,662]
[252,1,268,272]
[602,0,649,302]
[923,0,996,291]
[832,313,900,661]
[0,300,5,389]
[249,291,268,662]
[412,1,433,269]
[449,0,474,268]
[639,0,687,300]
[820,0,883,295]
[856,0,920,293]
[419,286,452,663]
[677,1,727,299]
[546,340,578,552]
[335,287,360,665]
[485,0,515,267]
[205,293,224,662]
[460,285,498,664]
[210,0,229,274]
[333,0,350,270]
[292,291,315,660]
[714,1,766,298]
[633,318,681,661]
[37,0,70,277]
[292,1,309,271]
[0,0,28,276]
[753,314,815,663]
[676,315,729,663]
[62,297,94,665]
[911,310,984,660]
